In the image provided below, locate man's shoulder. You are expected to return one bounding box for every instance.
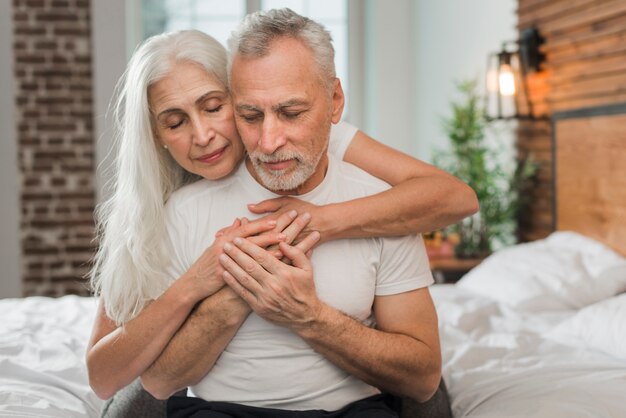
[331,157,390,196]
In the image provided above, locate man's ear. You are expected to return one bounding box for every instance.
[330,78,345,124]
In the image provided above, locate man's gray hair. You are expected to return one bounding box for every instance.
[228,8,336,91]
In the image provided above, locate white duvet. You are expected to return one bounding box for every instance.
[432,285,626,418]
[440,232,626,417]
[0,296,103,417]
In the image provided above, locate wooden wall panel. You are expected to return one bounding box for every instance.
[555,112,626,255]
[516,0,626,242]
[542,1,626,35]
[518,0,601,29]
[517,120,553,240]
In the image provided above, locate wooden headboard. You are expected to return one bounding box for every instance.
[552,103,626,256]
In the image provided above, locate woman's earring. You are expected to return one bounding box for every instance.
[163,144,168,149]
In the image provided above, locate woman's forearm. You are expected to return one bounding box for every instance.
[248,130,478,242]
[327,129,478,240]
[87,215,307,400]
[86,277,201,400]
[247,174,477,244]
[316,174,478,242]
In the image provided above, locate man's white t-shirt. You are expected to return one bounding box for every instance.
[162,125,433,411]
[327,120,357,159]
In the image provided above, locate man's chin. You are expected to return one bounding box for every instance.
[258,174,304,193]
[248,154,321,194]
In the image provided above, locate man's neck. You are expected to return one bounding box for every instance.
[245,155,329,196]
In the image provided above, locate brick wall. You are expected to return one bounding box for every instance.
[13,0,96,296]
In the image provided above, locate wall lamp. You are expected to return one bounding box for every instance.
[485,27,544,120]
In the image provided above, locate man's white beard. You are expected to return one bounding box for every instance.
[249,149,323,192]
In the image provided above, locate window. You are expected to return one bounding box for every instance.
[139,0,350,117]
[142,0,246,47]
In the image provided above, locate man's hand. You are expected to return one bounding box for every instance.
[218,231,322,328]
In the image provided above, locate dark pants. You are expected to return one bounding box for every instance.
[101,379,452,418]
[166,394,400,418]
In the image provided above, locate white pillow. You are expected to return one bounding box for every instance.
[456,231,626,311]
[550,292,626,361]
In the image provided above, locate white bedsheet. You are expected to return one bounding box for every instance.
[432,285,626,418]
[0,296,103,417]
[1,288,625,417]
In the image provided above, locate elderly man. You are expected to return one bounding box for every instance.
[148,8,442,418]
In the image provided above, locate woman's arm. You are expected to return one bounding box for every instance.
[85,217,281,400]
[86,212,320,400]
[86,283,234,400]
[249,130,479,243]
[331,130,479,239]
[140,219,321,400]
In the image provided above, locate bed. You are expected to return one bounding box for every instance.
[438,231,626,417]
[1,104,625,417]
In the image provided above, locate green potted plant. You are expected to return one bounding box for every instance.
[434,79,537,258]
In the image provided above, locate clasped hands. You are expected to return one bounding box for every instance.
[218,203,325,329]
[185,200,325,329]
[219,230,324,329]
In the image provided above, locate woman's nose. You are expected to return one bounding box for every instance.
[192,119,216,146]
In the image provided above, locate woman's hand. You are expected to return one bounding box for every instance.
[184,211,313,300]
[247,197,327,245]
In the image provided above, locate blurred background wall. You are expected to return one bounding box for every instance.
[0,0,516,297]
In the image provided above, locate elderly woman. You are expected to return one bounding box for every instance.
[86,28,475,412]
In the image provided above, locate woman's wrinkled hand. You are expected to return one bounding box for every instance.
[247,197,323,246]
[185,210,314,300]
[184,217,277,300]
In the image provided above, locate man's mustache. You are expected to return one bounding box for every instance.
[250,150,303,165]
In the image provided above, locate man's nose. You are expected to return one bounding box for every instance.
[258,116,287,154]
[192,118,216,146]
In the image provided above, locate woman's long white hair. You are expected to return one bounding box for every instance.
[90,30,228,325]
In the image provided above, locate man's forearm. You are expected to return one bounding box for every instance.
[217,235,442,401]
[140,287,251,399]
[296,304,441,402]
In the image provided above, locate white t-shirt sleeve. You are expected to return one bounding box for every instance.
[375,234,434,296]
[328,120,358,160]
